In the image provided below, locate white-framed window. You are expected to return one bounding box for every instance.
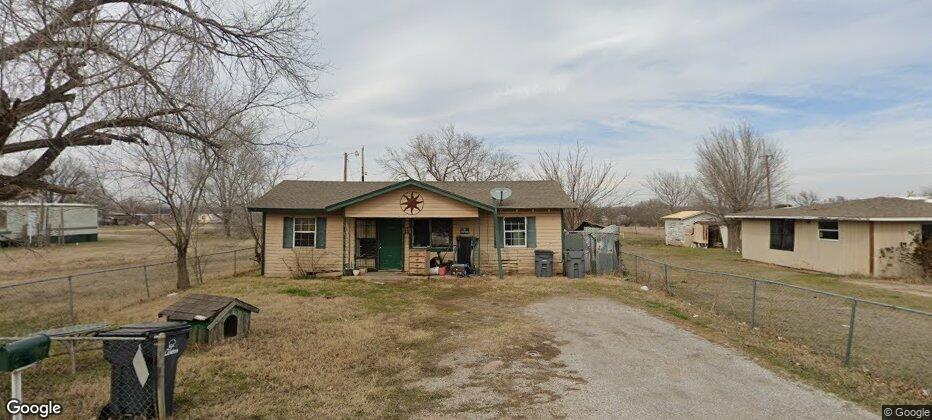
[818,221,839,241]
[503,216,526,247]
[294,217,316,247]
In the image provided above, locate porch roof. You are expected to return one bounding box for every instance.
[248,179,576,211]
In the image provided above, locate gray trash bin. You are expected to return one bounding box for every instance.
[98,322,191,418]
[534,250,554,277]
[565,258,585,278]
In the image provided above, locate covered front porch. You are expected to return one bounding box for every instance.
[340,216,488,275]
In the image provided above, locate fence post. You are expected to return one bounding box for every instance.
[233,249,238,276]
[663,264,670,294]
[143,265,151,299]
[750,279,758,327]
[844,299,858,365]
[67,276,76,326]
[11,367,24,420]
[196,255,203,284]
[633,255,638,281]
[156,333,167,420]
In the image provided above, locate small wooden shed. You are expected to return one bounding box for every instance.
[158,294,259,344]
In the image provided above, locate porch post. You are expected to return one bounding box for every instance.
[494,209,504,279]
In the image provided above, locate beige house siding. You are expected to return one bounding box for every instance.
[874,221,923,278]
[345,187,478,218]
[740,219,924,277]
[477,210,564,275]
[740,219,870,276]
[263,208,565,277]
[263,212,346,277]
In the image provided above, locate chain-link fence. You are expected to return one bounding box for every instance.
[0,248,258,337]
[621,251,932,389]
[0,334,177,419]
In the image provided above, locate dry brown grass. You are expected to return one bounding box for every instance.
[3,274,927,418]
[0,226,251,284]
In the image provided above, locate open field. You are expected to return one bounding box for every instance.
[622,230,932,311]
[0,226,251,284]
[0,247,257,336]
[2,274,928,418]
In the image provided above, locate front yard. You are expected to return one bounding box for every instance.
[7,273,929,418]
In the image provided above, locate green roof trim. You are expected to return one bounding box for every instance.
[323,179,496,212]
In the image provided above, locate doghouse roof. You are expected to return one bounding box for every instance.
[159,293,259,321]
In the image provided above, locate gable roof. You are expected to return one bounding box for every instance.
[661,210,711,220]
[726,197,932,221]
[159,293,259,321]
[248,179,576,211]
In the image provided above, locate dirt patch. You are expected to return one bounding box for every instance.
[842,279,932,299]
[417,343,585,418]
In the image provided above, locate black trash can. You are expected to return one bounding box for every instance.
[98,322,191,418]
[534,250,554,277]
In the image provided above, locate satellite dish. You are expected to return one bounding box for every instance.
[490,187,512,202]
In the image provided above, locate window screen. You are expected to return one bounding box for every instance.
[504,217,527,247]
[769,219,794,251]
[430,219,452,247]
[294,217,316,247]
[818,221,839,240]
[412,219,430,247]
[355,219,377,269]
[411,219,452,248]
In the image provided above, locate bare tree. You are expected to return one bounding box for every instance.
[618,199,670,227]
[642,170,695,213]
[907,186,932,197]
[787,190,821,207]
[205,116,296,264]
[379,124,520,181]
[0,0,321,201]
[531,142,633,229]
[695,123,788,251]
[99,133,218,290]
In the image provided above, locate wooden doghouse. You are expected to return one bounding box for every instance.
[158,294,259,344]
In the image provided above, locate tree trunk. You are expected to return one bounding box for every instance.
[726,220,742,252]
[222,209,233,237]
[176,249,191,290]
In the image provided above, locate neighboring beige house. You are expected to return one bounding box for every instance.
[248,179,575,277]
[726,197,932,278]
[661,211,728,248]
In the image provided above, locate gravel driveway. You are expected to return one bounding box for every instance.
[524,297,875,419]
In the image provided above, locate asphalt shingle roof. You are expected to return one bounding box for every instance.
[726,197,932,221]
[159,294,259,321]
[248,180,576,210]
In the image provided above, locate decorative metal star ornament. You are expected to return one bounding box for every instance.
[400,191,424,215]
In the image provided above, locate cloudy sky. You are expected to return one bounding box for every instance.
[295,0,932,201]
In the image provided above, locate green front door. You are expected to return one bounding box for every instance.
[377,219,404,270]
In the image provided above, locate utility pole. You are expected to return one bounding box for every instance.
[763,154,773,208]
[343,152,348,182]
[360,146,365,181]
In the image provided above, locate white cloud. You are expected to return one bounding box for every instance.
[294,0,932,199]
